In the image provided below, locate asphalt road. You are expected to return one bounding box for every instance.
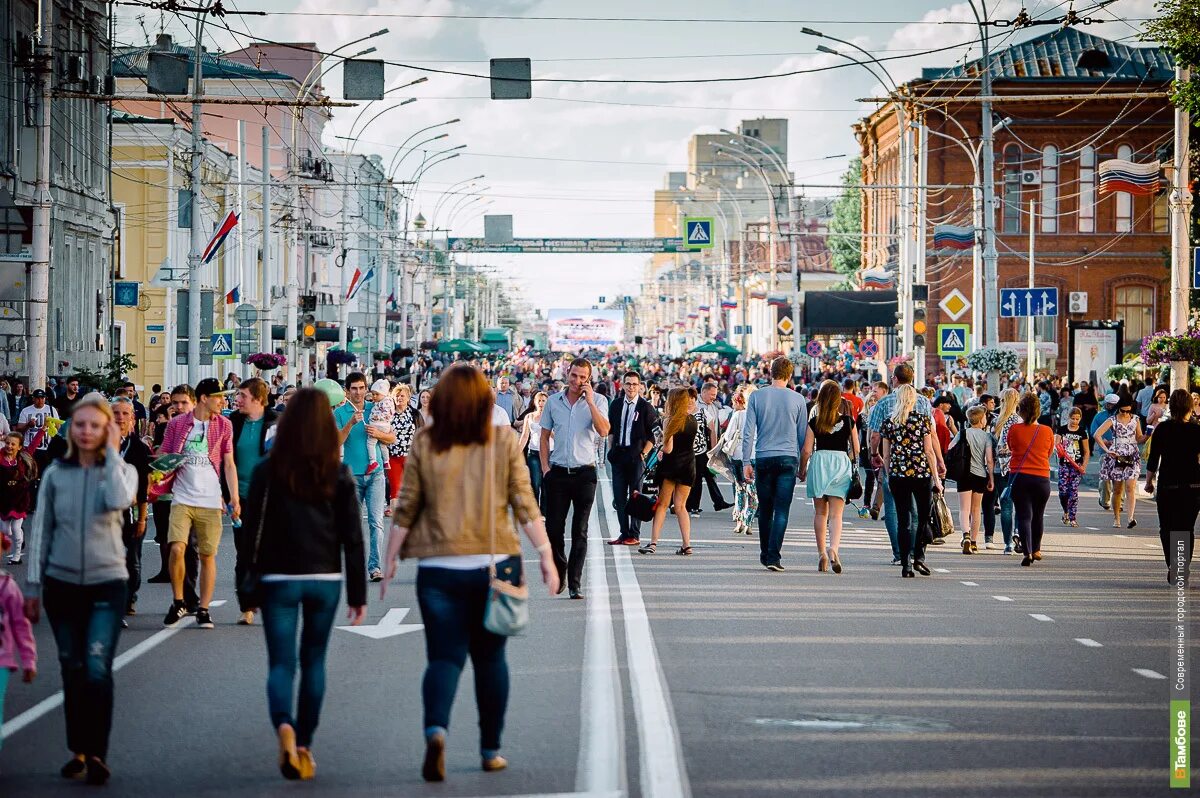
[0,472,1186,797]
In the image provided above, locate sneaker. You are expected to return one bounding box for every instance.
[238,611,255,626]
[869,508,879,520]
[196,608,215,629]
[5,555,20,565]
[365,461,380,475]
[970,540,979,553]
[765,563,785,572]
[1003,546,1013,554]
[369,569,383,582]
[983,541,993,550]
[891,557,902,566]
[163,601,188,627]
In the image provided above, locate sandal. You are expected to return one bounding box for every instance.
[675,546,693,556]
[638,542,657,554]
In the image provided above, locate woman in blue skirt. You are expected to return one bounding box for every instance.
[800,380,858,574]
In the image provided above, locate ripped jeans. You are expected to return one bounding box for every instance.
[43,577,126,758]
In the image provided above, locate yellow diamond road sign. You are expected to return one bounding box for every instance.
[938,288,971,322]
[777,316,794,335]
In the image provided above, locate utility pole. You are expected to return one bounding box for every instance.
[29,0,52,391]
[236,121,248,375]
[1169,64,1193,392]
[978,10,999,349]
[1026,199,1036,386]
[186,4,209,385]
[914,120,928,385]
[260,126,272,358]
[338,155,353,360]
[378,187,391,359]
[788,191,801,361]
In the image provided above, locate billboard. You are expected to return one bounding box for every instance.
[546,309,625,352]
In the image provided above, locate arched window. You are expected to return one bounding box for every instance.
[1115,144,1133,232]
[1113,284,1155,351]
[1078,146,1096,232]
[1040,145,1058,233]
[1002,144,1023,233]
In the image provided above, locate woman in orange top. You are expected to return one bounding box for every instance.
[1006,393,1055,566]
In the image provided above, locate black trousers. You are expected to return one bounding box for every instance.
[608,449,645,539]
[889,476,931,565]
[542,466,597,592]
[151,500,199,609]
[687,452,727,511]
[1012,473,1052,556]
[1157,485,1200,570]
[121,518,144,608]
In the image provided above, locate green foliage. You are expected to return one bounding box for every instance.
[1143,0,1200,120]
[828,157,863,286]
[71,353,137,396]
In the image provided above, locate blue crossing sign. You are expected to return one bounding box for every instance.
[1000,287,1059,318]
[684,217,714,249]
[937,324,970,357]
[211,330,234,359]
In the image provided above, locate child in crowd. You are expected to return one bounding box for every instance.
[0,432,36,564]
[1056,407,1090,527]
[365,379,395,475]
[0,528,37,764]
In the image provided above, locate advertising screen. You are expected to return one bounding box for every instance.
[546,309,625,352]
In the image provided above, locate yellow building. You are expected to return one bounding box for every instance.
[111,113,262,391]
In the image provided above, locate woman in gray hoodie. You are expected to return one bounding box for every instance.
[22,392,137,786]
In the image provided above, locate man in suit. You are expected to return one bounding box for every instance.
[606,370,658,546]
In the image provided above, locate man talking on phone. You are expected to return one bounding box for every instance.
[539,358,610,600]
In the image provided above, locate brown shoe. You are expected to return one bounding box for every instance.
[422,732,446,782]
[1032,551,1043,561]
[482,755,508,772]
[278,724,301,780]
[297,748,316,780]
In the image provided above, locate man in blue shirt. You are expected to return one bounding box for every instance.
[336,372,396,581]
[741,357,808,572]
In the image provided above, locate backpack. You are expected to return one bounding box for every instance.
[944,430,971,483]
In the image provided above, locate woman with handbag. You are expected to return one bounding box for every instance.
[799,380,857,574]
[1094,391,1146,529]
[986,389,1021,553]
[956,406,995,554]
[382,364,557,782]
[880,385,941,578]
[639,387,697,555]
[719,385,757,535]
[239,388,367,781]
[1144,389,1200,583]
[1007,393,1056,566]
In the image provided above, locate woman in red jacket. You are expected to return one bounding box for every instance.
[1006,393,1055,566]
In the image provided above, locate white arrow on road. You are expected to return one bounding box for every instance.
[337,607,424,639]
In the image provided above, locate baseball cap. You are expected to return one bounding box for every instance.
[195,378,231,398]
[1103,393,1120,406]
[31,388,46,398]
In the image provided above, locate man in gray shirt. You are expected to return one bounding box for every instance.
[741,357,808,571]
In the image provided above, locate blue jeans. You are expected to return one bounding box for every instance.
[0,666,8,752]
[416,563,514,754]
[880,472,918,560]
[754,456,798,566]
[43,577,126,758]
[355,470,386,572]
[526,452,543,504]
[260,579,341,747]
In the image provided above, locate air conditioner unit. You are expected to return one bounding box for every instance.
[60,55,86,84]
[15,34,36,64]
[1068,291,1087,314]
[1021,169,1041,185]
[270,287,287,300]
[88,76,104,95]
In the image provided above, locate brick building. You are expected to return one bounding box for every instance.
[855,29,1176,377]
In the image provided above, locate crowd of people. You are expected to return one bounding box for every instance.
[0,347,1196,786]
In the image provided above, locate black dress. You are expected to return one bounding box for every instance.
[658,416,698,485]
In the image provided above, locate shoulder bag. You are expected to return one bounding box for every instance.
[483,433,530,636]
[238,484,269,609]
[999,425,1042,504]
[845,416,863,501]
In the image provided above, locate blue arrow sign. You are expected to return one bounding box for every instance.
[999,287,1058,318]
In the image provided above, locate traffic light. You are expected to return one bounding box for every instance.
[301,313,317,347]
[912,306,927,349]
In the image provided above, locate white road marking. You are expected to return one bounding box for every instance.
[576,488,625,795]
[602,480,691,798]
[993,596,1014,602]
[1114,534,1127,538]
[1087,527,1099,531]
[1133,668,1167,680]
[1029,614,1054,622]
[959,581,978,587]
[2,598,226,738]
[1075,638,1103,648]
[933,568,950,573]
[336,607,423,639]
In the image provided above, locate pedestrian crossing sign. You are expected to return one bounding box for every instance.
[211,329,234,359]
[684,217,714,249]
[937,324,970,357]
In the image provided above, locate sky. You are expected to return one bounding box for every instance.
[112,0,1158,317]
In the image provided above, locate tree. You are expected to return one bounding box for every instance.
[828,157,863,288]
[1142,0,1200,122]
[71,353,137,396]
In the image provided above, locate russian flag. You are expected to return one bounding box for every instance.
[767,293,789,307]
[932,224,974,251]
[1099,158,1161,196]
[698,304,710,312]
[224,285,240,305]
[687,312,699,319]
[720,299,737,309]
[201,211,239,265]
[749,289,766,300]
[346,265,375,300]
[861,267,894,289]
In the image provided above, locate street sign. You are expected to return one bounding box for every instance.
[234,327,259,355]
[938,324,971,357]
[234,303,258,327]
[447,237,690,254]
[1000,287,1058,318]
[683,218,714,250]
[777,316,794,335]
[178,339,213,366]
[211,329,234,359]
[938,288,971,322]
[858,338,879,358]
[114,281,139,308]
[805,339,824,357]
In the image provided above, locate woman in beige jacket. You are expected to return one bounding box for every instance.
[382,364,558,783]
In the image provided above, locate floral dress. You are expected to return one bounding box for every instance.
[880,412,933,479]
[388,407,417,458]
[1099,414,1141,482]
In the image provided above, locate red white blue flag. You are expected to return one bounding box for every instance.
[346,265,375,300]
[201,211,239,265]
[932,224,974,251]
[1099,158,1160,196]
[224,285,240,305]
[720,299,737,309]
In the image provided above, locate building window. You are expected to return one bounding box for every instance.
[1153,192,1169,233]
[1113,284,1155,349]
[1040,145,1058,233]
[1002,144,1023,233]
[1034,314,1057,343]
[1079,146,1096,233]
[1115,144,1133,232]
